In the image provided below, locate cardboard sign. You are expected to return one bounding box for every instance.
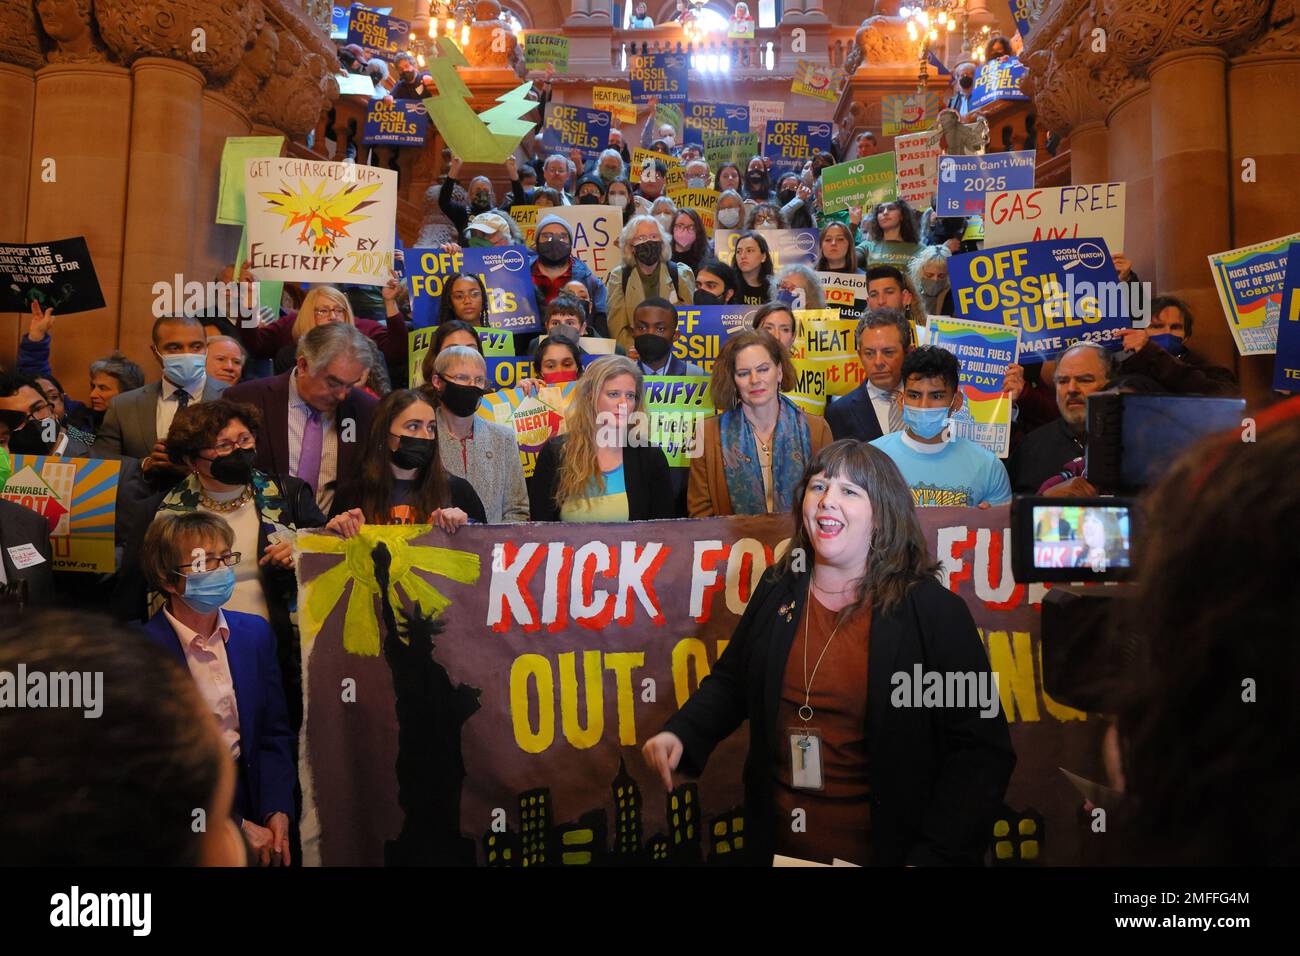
[346,6,409,59]
[821,153,897,214]
[0,238,105,315]
[524,33,569,71]
[747,99,785,135]
[245,157,396,287]
[984,183,1126,254]
[507,205,541,248]
[542,105,612,165]
[665,188,720,237]
[592,86,637,124]
[763,120,834,177]
[882,92,942,136]
[406,246,540,333]
[818,271,872,320]
[702,132,760,169]
[684,103,749,145]
[671,304,755,374]
[408,326,513,387]
[630,148,684,191]
[971,56,1030,109]
[936,150,1037,217]
[714,229,821,271]
[894,131,943,207]
[477,381,577,477]
[791,60,846,103]
[629,53,688,105]
[1207,232,1300,355]
[916,315,1021,458]
[549,205,619,278]
[791,318,863,397]
[363,100,429,147]
[1,455,120,572]
[217,135,285,225]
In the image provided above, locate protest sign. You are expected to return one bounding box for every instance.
[363,100,429,147]
[665,188,719,236]
[580,336,616,355]
[422,36,535,165]
[0,238,105,315]
[217,135,284,225]
[894,131,942,206]
[346,6,409,59]
[714,229,820,270]
[882,92,942,136]
[643,376,714,468]
[654,103,685,142]
[971,56,1030,110]
[672,304,754,374]
[330,5,349,39]
[916,316,1020,457]
[684,103,749,145]
[245,158,396,286]
[1273,245,1300,390]
[335,71,377,97]
[818,271,871,320]
[592,86,637,124]
[791,318,863,397]
[1,455,120,572]
[949,238,1128,361]
[629,53,688,105]
[821,153,897,214]
[1207,232,1300,355]
[542,104,612,165]
[791,60,846,102]
[702,131,760,169]
[984,183,1126,253]
[409,326,513,386]
[524,33,569,71]
[406,246,540,332]
[786,361,830,417]
[485,355,538,392]
[298,507,1099,867]
[763,120,834,177]
[748,99,784,135]
[630,147,681,185]
[1011,0,1042,36]
[477,381,577,477]
[507,205,540,247]
[937,150,1036,217]
[549,205,619,278]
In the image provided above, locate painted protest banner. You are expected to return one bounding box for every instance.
[702,131,760,169]
[882,92,942,136]
[1207,232,1300,355]
[821,153,897,215]
[507,204,541,248]
[406,246,540,332]
[895,131,943,207]
[665,188,719,237]
[0,238,105,315]
[524,33,569,71]
[714,228,820,271]
[791,318,863,397]
[1273,245,1300,390]
[543,105,612,166]
[477,381,577,477]
[245,157,396,287]
[297,508,1102,867]
[550,205,619,278]
[592,86,637,124]
[949,238,1128,362]
[485,355,537,392]
[747,99,784,135]
[818,271,871,320]
[346,6,409,59]
[654,103,685,143]
[937,150,1036,217]
[684,103,749,145]
[985,183,1126,254]
[409,326,513,387]
[217,135,285,225]
[917,316,1021,457]
[970,56,1030,110]
[791,60,847,103]
[1,455,120,572]
[673,304,755,374]
[644,376,714,469]
[629,53,688,105]
[363,99,429,147]
[763,120,834,177]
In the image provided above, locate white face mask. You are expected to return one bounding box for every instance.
[610,194,629,209]
[718,207,741,228]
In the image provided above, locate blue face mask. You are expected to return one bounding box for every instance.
[1149,333,1185,357]
[902,403,952,440]
[179,565,236,614]
[159,352,206,391]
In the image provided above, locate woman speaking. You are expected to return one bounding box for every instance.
[644,440,1014,866]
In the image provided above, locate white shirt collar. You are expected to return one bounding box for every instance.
[900,428,951,455]
[163,605,230,649]
[161,374,204,400]
[867,380,899,401]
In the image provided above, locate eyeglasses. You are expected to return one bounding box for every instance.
[443,372,488,388]
[450,289,483,303]
[23,400,53,422]
[314,306,347,317]
[206,434,256,456]
[174,552,241,573]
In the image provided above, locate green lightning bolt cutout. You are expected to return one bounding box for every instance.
[423,36,536,164]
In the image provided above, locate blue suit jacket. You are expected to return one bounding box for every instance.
[825,381,885,444]
[144,609,296,825]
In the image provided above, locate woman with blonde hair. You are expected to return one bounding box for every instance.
[605,215,696,351]
[527,355,676,521]
[236,279,408,375]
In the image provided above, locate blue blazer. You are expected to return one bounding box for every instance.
[145,609,296,825]
[825,381,885,444]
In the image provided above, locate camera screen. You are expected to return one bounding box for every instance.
[1031,505,1132,573]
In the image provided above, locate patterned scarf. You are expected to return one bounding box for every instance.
[720,395,812,515]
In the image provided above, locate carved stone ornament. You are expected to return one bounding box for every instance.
[0,1,45,69]
[96,0,259,81]
[34,0,108,64]
[219,17,278,109]
[1104,0,1272,67]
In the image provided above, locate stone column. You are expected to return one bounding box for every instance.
[1068,120,1109,186]
[24,64,133,387]
[117,58,205,373]
[0,64,36,363]
[192,91,253,287]
[1149,47,1232,370]
[1106,86,1153,285]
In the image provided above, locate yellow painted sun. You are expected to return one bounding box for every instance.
[297,525,480,657]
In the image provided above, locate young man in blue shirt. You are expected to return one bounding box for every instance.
[870,345,1013,508]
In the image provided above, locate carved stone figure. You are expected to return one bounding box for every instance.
[936,107,988,155]
[458,0,523,73]
[219,19,278,109]
[35,0,106,63]
[844,0,917,74]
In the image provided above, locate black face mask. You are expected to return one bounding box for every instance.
[746,172,767,191]
[208,447,256,486]
[578,194,601,205]
[633,241,661,268]
[634,333,672,365]
[439,381,484,418]
[470,194,492,212]
[390,436,436,470]
[959,74,973,90]
[7,421,55,456]
[537,237,571,265]
[778,188,796,205]
[694,289,724,306]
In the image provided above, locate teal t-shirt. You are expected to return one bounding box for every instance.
[869,431,1012,508]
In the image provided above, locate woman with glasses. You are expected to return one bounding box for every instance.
[436,273,492,328]
[856,198,923,271]
[139,510,296,867]
[605,215,696,352]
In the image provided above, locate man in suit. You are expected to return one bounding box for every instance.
[224,321,377,515]
[0,371,93,458]
[95,315,227,477]
[0,498,55,610]
[826,309,914,443]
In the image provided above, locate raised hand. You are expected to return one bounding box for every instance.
[448,154,463,180]
[27,301,55,342]
[505,155,518,181]
[642,731,684,792]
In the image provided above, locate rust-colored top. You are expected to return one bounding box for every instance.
[771,591,872,865]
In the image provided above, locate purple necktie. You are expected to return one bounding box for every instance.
[298,408,323,492]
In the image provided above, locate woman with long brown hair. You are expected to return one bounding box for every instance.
[646,439,1014,865]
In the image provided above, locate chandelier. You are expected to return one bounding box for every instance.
[899,1,963,92]
[969,25,994,63]
[679,0,711,45]
[428,0,478,48]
